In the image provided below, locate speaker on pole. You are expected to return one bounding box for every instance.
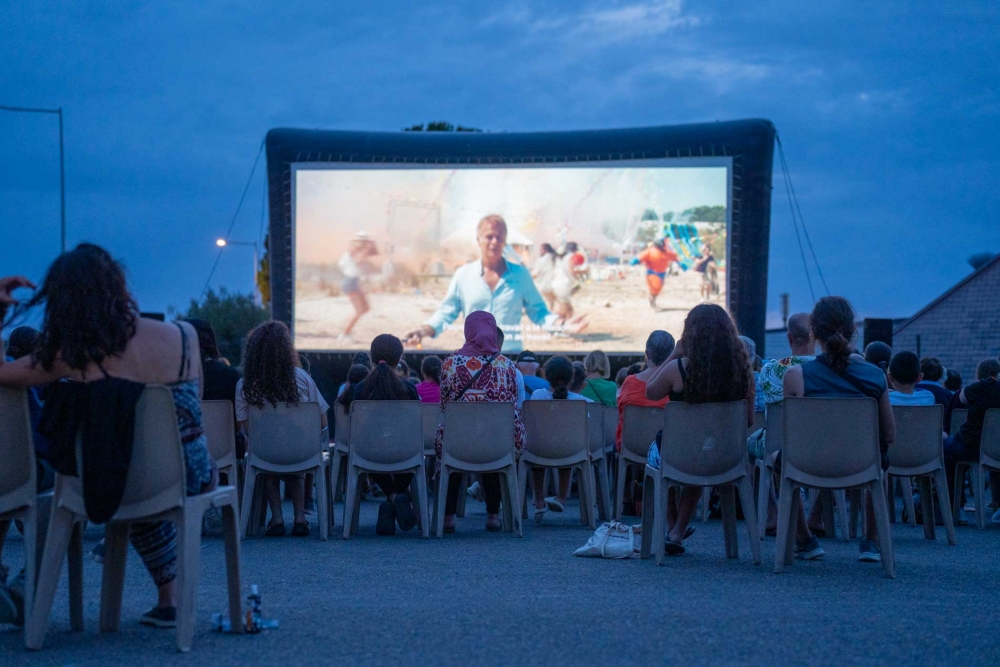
[863,318,893,349]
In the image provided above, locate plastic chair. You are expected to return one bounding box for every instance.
[329,404,351,504]
[26,386,243,652]
[882,404,956,544]
[434,402,522,538]
[602,405,618,457]
[755,402,783,540]
[966,408,1000,530]
[587,406,612,521]
[950,408,968,436]
[640,401,760,565]
[239,401,329,540]
[614,405,663,520]
[201,400,240,501]
[342,400,428,538]
[518,401,595,529]
[0,387,38,644]
[774,397,895,578]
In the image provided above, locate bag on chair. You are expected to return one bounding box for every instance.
[572,521,636,559]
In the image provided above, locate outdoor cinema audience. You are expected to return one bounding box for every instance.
[580,349,618,406]
[887,352,935,406]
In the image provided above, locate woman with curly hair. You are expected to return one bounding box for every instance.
[235,321,329,537]
[0,246,213,628]
[645,303,756,555]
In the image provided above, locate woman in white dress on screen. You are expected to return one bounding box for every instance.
[339,231,378,343]
[532,243,558,310]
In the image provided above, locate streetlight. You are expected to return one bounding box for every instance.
[0,105,66,253]
[215,238,260,304]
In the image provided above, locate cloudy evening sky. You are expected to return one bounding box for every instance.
[2,1,998,329]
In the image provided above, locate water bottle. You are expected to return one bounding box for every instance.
[246,584,262,633]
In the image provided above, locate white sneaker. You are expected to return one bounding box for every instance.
[544,496,565,513]
[466,481,485,503]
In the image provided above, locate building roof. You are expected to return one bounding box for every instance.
[894,253,1000,334]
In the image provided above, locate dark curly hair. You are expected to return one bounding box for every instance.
[27,243,138,373]
[241,320,300,409]
[679,303,753,404]
[811,297,857,374]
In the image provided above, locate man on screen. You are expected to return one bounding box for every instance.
[403,214,586,351]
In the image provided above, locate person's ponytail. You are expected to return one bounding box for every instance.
[552,385,569,400]
[356,334,413,401]
[825,331,851,374]
[543,355,574,400]
[810,297,857,375]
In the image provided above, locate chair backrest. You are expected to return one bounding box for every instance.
[0,387,36,516]
[620,405,664,461]
[421,402,441,452]
[247,401,324,470]
[602,405,618,451]
[521,400,589,466]
[950,408,968,436]
[887,404,944,474]
[764,402,784,458]
[782,396,881,487]
[333,403,351,448]
[348,400,424,470]
[981,408,1000,464]
[60,385,188,520]
[201,399,237,467]
[588,405,604,458]
[751,410,765,434]
[440,401,515,470]
[657,400,748,486]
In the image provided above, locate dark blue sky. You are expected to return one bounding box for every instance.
[2,2,998,326]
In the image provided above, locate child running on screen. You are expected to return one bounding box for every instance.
[339,232,378,343]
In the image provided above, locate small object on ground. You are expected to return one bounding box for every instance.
[393,492,417,532]
[573,521,636,558]
[858,539,881,563]
[291,521,311,537]
[376,501,396,536]
[140,605,177,629]
[794,536,825,560]
[544,496,565,513]
[466,481,485,503]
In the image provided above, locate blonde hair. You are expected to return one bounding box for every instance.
[583,349,611,379]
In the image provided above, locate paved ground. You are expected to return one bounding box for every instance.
[1,497,998,666]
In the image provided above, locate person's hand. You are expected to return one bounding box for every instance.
[555,315,589,334]
[403,325,435,346]
[0,275,35,307]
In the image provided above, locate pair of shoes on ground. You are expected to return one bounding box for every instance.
[664,527,697,556]
[265,521,311,537]
[534,496,567,522]
[140,606,177,629]
[792,535,881,563]
[377,493,417,536]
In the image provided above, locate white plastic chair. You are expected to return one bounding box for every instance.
[587,406,612,522]
[26,385,243,652]
[614,405,663,520]
[756,402,783,540]
[201,400,240,500]
[774,397,895,578]
[969,408,1000,530]
[342,400,428,538]
[518,400,595,529]
[640,400,760,565]
[0,387,38,644]
[434,402,522,538]
[240,401,329,540]
[883,404,956,544]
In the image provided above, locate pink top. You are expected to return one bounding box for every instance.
[416,380,441,404]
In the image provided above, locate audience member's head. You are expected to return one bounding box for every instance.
[242,320,300,409]
[337,363,372,408]
[396,358,410,379]
[644,330,675,367]
[6,325,39,360]
[570,361,587,394]
[27,243,138,372]
[976,358,1000,381]
[786,312,815,356]
[809,296,856,374]
[679,303,752,404]
[944,369,963,392]
[614,366,629,388]
[185,317,219,359]
[421,355,442,385]
[583,349,611,379]
[352,351,373,371]
[516,350,541,377]
[626,362,644,376]
[888,351,922,390]
[357,334,413,400]
[864,341,892,375]
[495,326,506,353]
[299,354,312,375]
[544,356,574,399]
[738,335,756,364]
[920,357,945,383]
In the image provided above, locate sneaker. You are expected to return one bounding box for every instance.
[794,536,826,560]
[139,606,177,628]
[92,539,106,564]
[392,492,417,532]
[376,501,396,536]
[466,481,485,503]
[303,498,317,517]
[201,507,224,536]
[859,539,881,563]
[485,514,502,532]
[544,496,565,513]
[992,508,1000,526]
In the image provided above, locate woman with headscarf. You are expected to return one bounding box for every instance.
[434,311,525,533]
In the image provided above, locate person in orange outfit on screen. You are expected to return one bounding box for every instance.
[631,238,678,309]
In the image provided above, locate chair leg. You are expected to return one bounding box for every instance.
[834,490,849,543]
[900,477,916,527]
[314,464,329,541]
[239,466,258,540]
[21,506,36,633]
[756,463,770,541]
[640,470,655,560]
[99,522,130,632]
[456,473,469,518]
[974,464,986,530]
[736,476,761,564]
[505,465,523,536]
[952,463,965,524]
[701,487,712,523]
[26,506,76,650]
[342,466,359,540]
[720,485,738,559]
[517,461,529,521]
[176,512,202,652]
[221,499,244,634]
[916,476,935,541]
[868,479,896,579]
[614,457,628,521]
[849,489,861,540]
[68,521,84,632]
[653,478,666,566]
[413,465,430,539]
[579,465,596,529]
[774,477,796,574]
[329,451,344,504]
[932,468,957,545]
[596,459,612,522]
[434,466,449,539]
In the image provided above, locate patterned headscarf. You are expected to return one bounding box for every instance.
[455,310,500,357]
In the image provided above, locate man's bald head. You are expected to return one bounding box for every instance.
[786,312,815,356]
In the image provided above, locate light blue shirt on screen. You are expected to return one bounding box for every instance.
[425,260,556,351]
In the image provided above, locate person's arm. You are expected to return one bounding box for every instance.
[645,339,685,390]
[746,378,756,428]
[407,272,462,343]
[782,364,805,398]
[0,354,69,388]
[958,388,970,407]
[646,359,681,401]
[520,269,555,326]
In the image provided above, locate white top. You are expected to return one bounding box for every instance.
[235,366,330,422]
[529,388,593,402]
[532,253,556,290]
[338,252,360,278]
[549,254,577,291]
[888,389,935,406]
[514,368,526,409]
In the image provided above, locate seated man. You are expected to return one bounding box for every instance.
[515,350,549,394]
[887,352,935,406]
[917,357,954,407]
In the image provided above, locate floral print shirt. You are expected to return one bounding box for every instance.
[758,355,815,406]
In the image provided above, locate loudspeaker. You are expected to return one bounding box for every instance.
[863,318,893,349]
